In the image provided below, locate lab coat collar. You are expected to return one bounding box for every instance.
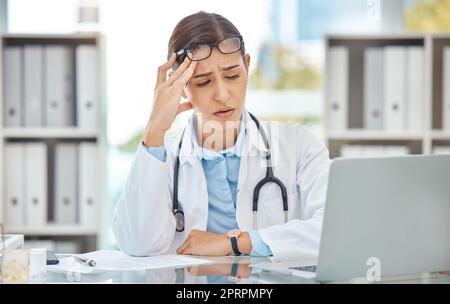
[178,108,267,166]
[190,110,246,160]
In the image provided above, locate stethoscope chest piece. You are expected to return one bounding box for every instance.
[174,209,185,232]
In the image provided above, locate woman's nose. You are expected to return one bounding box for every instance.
[213,79,229,103]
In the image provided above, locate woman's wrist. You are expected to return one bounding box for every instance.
[237,232,252,255]
[144,124,167,147]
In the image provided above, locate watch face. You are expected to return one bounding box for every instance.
[227,229,241,238]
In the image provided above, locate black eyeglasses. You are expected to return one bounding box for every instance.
[172,36,244,69]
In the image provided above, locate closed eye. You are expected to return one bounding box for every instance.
[225,74,240,79]
[196,80,211,87]
[196,74,239,87]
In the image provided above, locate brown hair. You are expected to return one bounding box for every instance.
[168,11,245,66]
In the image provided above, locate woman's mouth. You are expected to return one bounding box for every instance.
[214,108,235,119]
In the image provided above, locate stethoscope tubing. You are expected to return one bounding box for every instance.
[172,113,288,232]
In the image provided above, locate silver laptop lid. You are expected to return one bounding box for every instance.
[316,155,450,282]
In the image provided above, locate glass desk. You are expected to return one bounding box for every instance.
[41,255,450,284]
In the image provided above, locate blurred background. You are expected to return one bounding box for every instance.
[1,0,450,252]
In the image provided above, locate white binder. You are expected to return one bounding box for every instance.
[384,145,410,156]
[341,145,364,158]
[25,143,47,227]
[443,47,450,132]
[327,46,349,132]
[432,146,450,155]
[5,143,25,226]
[24,45,44,127]
[76,45,98,129]
[3,47,23,127]
[406,47,424,133]
[364,48,384,130]
[55,240,80,254]
[79,143,99,228]
[55,143,78,224]
[45,46,75,127]
[363,146,385,157]
[384,46,407,133]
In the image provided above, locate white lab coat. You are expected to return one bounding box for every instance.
[113,111,331,262]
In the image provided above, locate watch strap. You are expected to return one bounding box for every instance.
[230,236,241,255]
[231,262,239,277]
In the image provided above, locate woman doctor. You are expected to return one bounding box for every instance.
[113,11,331,261]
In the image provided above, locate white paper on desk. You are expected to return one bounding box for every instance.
[47,250,212,274]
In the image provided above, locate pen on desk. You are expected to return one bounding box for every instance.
[73,255,96,267]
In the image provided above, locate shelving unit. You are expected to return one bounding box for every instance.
[0,33,107,253]
[6,225,98,236]
[3,128,100,139]
[428,34,450,156]
[324,34,450,158]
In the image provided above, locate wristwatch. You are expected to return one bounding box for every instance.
[226,229,242,256]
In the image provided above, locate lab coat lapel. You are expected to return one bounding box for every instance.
[177,115,209,231]
[237,111,268,188]
[236,111,268,230]
[177,111,269,232]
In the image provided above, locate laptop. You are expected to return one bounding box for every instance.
[253,155,450,282]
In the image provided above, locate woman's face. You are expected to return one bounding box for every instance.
[185,49,251,127]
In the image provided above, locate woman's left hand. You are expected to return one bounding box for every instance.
[176,230,232,256]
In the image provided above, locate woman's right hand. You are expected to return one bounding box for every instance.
[144,53,197,147]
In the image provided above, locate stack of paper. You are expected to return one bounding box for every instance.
[47,250,212,274]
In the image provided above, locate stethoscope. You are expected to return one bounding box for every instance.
[172,112,288,232]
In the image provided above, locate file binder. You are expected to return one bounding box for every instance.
[79,143,99,228]
[5,143,25,226]
[384,145,410,156]
[341,145,409,158]
[432,146,450,155]
[406,47,424,133]
[24,45,44,127]
[340,145,366,158]
[364,48,384,130]
[384,46,406,132]
[327,46,349,131]
[443,47,450,132]
[45,46,75,127]
[55,240,80,254]
[54,143,78,224]
[25,143,47,227]
[3,46,23,127]
[76,45,98,129]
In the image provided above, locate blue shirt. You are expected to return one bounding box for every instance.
[144,110,272,256]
